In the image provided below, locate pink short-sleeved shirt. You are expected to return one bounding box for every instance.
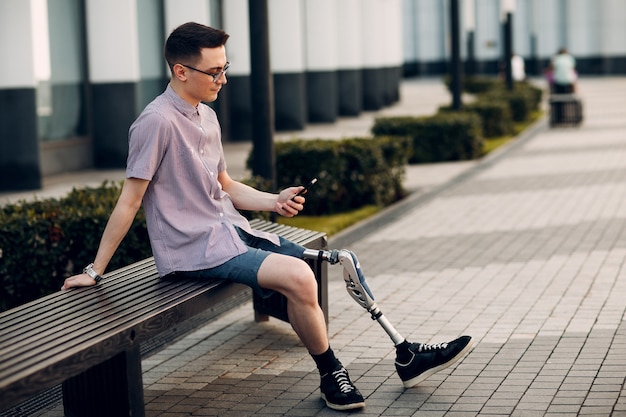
[126,85,279,276]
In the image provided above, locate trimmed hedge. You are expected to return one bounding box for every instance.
[371,112,483,164]
[440,76,543,137]
[0,182,151,312]
[247,136,411,215]
[440,100,514,138]
[481,84,540,122]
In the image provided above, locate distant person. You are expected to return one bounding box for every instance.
[550,47,577,94]
[511,53,526,82]
[60,22,473,411]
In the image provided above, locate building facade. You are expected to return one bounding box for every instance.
[0,0,624,192]
[403,0,626,76]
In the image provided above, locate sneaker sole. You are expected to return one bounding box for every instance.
[401,337,475,388]
[321,394,366,411]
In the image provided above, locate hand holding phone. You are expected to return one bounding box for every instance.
[293,178,317,200]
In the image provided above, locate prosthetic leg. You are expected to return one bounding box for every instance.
[303,248,405,345]
[302,248,473,388]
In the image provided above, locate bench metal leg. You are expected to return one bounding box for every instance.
[254,311,270,322]
[253,256,328,326]
[62,346,145,417]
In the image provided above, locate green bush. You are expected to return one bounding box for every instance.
[443,75,543,130]
[0,181,151,312]
[376,135,413,202]
[439,100,514,138]
[443,75,502,94]
[247,136,410,215]
[371,112,483,164]
[464,75,504,94]
[479,82,542,122]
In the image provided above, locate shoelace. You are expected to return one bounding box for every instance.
[417,342,448,352]
[332,368,355,393]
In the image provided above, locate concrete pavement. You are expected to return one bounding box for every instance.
[13,76,626,416]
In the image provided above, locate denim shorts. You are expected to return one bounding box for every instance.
[175,226,306,298]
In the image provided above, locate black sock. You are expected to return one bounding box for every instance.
[311,347,341,375]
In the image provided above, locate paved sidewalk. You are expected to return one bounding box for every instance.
[16,76,626,416]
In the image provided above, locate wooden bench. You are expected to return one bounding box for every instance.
[0,219,328,417]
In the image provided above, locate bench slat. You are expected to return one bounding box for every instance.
[0,274,231,372]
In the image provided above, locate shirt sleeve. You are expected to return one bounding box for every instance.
[126,110,170,181]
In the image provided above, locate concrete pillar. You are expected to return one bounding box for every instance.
[136,0,167,111]
[361,0,386,110]
[512,0,532,57]
[304,0,338,123]
[223,0,253,141]
[411,0,447,75]
[0,0,41,190]
[532,0,561,59]
[336,0,363,116]
[599,0,626,73]
[474,0,501,73]
[566,0,592,57]
[402,0,418,76]
[268,0,307,131]
[163,0,211,31]
[382,0,403,105]
[85,0,141,168]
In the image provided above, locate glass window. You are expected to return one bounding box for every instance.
[33,0,87,142]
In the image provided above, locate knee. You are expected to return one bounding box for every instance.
[285,263,319,304]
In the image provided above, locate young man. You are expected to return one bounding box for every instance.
[62,22,472,411]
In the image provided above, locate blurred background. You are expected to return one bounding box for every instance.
[0,0,624,192]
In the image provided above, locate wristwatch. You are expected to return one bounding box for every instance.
[83,263,103,283]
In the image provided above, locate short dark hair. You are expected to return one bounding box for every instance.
[164,22,229,70]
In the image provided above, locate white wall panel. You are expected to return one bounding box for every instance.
[337,0,363,69]
[163,0,211,34]
[305,0,337,71]
[85,0,140,82]
[0,0,36,88]
[269,0,305,72]
[600,0,626,55]
[223,0,250,75]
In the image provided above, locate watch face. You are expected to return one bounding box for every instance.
[84,264,97,279]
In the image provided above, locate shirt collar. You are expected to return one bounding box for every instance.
[164,84,200,118]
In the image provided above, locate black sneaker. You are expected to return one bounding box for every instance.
[395,335,474,388]
[320,366,365,410]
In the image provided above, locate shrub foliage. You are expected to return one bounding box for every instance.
[0,182,151,311]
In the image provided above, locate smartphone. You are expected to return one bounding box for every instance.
[293,178,318,199]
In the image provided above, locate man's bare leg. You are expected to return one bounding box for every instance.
[257,253,328,354]
[257,253,365,410]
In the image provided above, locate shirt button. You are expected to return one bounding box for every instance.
[220,212,224,217]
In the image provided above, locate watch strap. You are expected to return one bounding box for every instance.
[83,263,103,283]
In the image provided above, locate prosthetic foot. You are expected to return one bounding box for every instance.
[302,249,474,388]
